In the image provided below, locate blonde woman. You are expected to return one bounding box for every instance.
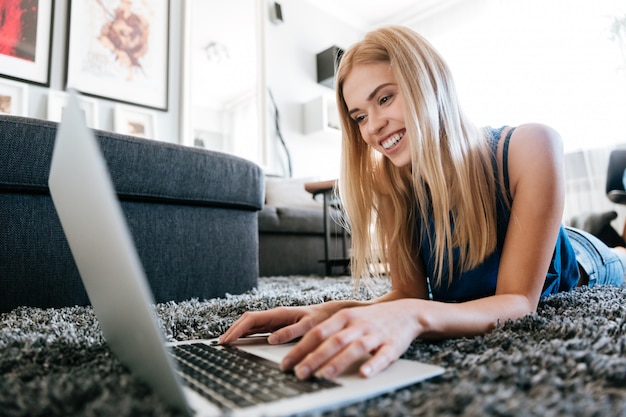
[220,25,624,380]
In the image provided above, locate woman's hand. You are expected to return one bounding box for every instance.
[218,302,342,346]
[282,299,422,380]
[219,292,426,381]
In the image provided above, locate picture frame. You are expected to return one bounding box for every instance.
[0,0,54,86]
[47,90,100,129]
[66,0,170,110]
[0,79,29,116]
[114,104,157,139]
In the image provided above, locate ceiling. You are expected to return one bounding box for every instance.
[304,0,462,29]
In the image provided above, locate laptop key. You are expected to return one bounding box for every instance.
[170,343,340,410]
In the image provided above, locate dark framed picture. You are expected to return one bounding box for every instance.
[0,0,54,86]
[66,0,170,110]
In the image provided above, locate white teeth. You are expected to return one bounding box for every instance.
[382,132,404,149]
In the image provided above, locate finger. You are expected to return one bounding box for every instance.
[268,315,317,345]
[220,308,301,344]
[219,314,255,344]
[280,317,343,373]
[289,322,360,379]
[286,309,354,364]
[359,343,398,378]
[314,334,378,380]
[219,311,274,344]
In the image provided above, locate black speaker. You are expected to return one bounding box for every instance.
[316,46,344,89]
[269,2,284,25]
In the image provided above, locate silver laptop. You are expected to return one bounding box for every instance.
[48,92,444,417]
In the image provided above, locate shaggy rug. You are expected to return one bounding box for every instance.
[0,276,625,417]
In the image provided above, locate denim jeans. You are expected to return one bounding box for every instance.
[565,227,625,288]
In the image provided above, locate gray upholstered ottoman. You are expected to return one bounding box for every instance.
[0,115,264,312]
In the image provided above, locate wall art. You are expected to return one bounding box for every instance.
[66,0,169,110]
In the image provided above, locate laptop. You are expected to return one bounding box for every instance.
[48,92,444,417]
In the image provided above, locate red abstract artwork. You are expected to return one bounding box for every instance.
[0,0,38,62]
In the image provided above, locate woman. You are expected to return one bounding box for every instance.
[220,25,624,381]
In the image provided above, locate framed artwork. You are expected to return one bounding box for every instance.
[114,104,157,139]
[0,79,29,116]
[47,90,100,129]
[0,0,54,86]
[66,0,170,110]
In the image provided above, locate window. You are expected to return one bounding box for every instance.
[413,0,626,152]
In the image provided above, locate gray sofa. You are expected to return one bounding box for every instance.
[0,115,264,313]
[258,178,350,276]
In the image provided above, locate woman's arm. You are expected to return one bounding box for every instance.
[219,191,428,346]
[407,123,566,338]
[218,268,424,345]
[413,124,566,335]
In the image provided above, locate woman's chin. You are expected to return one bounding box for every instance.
[387,152,412,167]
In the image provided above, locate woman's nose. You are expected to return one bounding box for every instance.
[367,111,386,135]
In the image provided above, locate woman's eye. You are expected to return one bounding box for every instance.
[379,94,392,105]
[354,114,366,124]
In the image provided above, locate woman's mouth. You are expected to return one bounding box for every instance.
[381,131,405,150]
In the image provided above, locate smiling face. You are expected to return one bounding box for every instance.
[342,61,411,168]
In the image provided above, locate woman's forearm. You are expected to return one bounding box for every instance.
[407,293,537,339]
[326,288,535,340]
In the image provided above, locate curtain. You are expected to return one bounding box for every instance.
[222,90,259,163]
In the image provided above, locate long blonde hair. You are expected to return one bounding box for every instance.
[336,26,497,288]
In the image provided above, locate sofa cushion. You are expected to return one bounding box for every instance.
[0,115,264,210]
[264,177,322,210]
[259,206,324,234]
[258,206,345,235]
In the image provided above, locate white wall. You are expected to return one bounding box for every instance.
[20,0,183,144]
[17,0,356,179]
[264,0,363,179]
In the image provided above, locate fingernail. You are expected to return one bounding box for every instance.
[268,334,280,344]
[295,365,310,379]
[315,365,335,380]
[361,365,372,377]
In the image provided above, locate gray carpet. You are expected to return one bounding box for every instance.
[1,276,625,417]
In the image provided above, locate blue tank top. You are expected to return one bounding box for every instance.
[420,126,580,302]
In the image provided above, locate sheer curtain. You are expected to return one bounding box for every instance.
[222,91,260,163]
[408,0,626,230]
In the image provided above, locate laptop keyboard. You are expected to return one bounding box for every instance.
[170,342,340,411]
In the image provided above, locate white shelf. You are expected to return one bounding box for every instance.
[303,95,340,135]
